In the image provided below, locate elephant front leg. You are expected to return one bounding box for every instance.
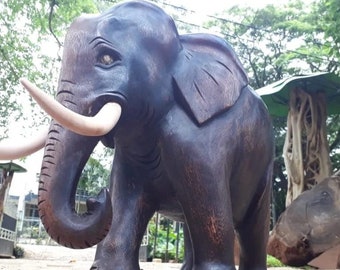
[162,132,236,268]
[91,174,155,270]
[183,193,237,270]
[169,156,236,270]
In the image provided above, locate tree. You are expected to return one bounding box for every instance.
[315,0,340,173]
[206,0,338,88]
[0,170,14,222]
[0,0,117,139]
[78,156,110,196]
[0,0,45,136]
[328,115,340,170]
[317,0,340,60]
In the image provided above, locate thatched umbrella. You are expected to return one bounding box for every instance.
[0,162,26,257]
[257,72,340,117]
[257,72,340,206]
[257,72,340,267]
[0,162,26,220]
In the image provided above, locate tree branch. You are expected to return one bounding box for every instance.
[0,48,20,81]
[329,128,340,151]
[49,0,62,48]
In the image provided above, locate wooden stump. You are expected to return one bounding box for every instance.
[267,175,340,266]
[308,244,340,269]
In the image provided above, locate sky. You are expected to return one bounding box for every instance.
[167,0,295,14]
[157,0,275,28]
[6,0,295,200]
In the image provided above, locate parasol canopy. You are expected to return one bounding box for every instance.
[256,72,340,117]
[0,162,26,173]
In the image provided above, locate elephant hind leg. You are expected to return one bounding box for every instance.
[180,223,193,270]
[236,170,272,270]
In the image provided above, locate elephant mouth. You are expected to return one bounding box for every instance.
[95,91,127,148]
[100,127,116,148]
[21,78,123,137]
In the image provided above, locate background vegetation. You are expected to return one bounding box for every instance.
[1,0,339,261]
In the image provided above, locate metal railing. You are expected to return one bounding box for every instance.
[0,227,16,241]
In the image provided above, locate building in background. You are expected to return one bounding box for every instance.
[0,162,26,257]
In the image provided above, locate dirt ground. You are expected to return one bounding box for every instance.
[0,244,301,270]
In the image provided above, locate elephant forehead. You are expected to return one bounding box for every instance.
[61,31,96,74]
[95,2,180,52]
[66,14,101,45]
[64,1,181,62]
[65,30,93,51]
[102,0,175,29]
[63,24,95,62]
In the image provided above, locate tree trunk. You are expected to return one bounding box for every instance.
[0,170,14,224]
[284,88,332,206]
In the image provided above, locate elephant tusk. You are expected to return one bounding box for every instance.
[20,78,122,136]
[0,128,47,160]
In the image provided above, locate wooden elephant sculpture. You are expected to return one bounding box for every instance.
[22,1,274,269]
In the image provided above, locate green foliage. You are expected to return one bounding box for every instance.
[267,255,285,267]
[39,0,98,39]
[318,0,340,60]
[270,117,289,223]
[206,0,340,88]
[148,216,184,262]
[0,1,41,135]
[0,0,115,138]
[328,115,340,173]
[13,245,25,258]
[78,156,110,196]
[96,0,122,12]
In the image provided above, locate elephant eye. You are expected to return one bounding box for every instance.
[99,54,115,66]
[95,47,121,69]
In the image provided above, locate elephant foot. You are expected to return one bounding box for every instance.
[180,260,193,270]
[90,259,140,270]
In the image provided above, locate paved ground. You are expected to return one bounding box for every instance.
[2,244,179,270]
[0,244,301,270]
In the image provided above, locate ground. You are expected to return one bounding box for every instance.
[0,244,302,270]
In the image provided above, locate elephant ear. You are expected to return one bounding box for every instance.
[173,34,248,125]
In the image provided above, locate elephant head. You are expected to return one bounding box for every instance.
[22,1,248,249]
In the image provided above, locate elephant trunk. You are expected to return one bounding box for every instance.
[38,121,112,249]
